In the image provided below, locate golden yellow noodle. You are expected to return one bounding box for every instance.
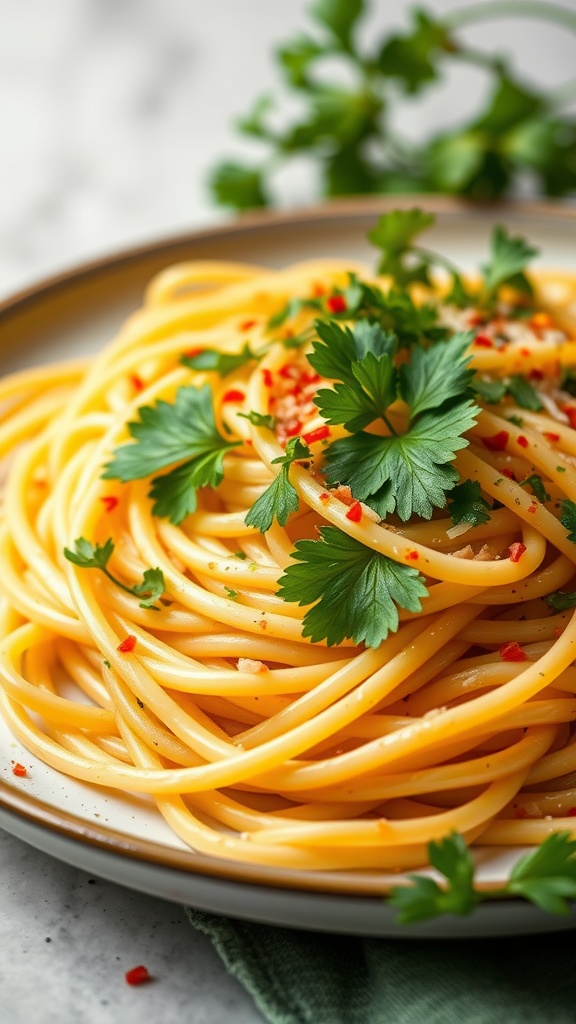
[1,253,576,874]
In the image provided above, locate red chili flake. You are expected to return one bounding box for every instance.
[564,407,576,430]
[100,496,119,513]
[502,468,516,480]
[499,641,527,662]
[259,620,267,630]
[527,501,538,514]
[554,627,565,638]
[482,431,509,451]
[405,550,419,561]
[312,283,326,297]
[125,965,150,986]
[117,635,137,653]
[468,312,485,327]
[568,807,576,817]
[508,542,526,563]
[302,425,330,445]
[345,500,362,523]
[130,374,145,392]
[261,369,274,388]
[240,319,256,332]
[519,348,531,358]
[543,431,560,443]
[11,761,27,777]
[326,294,347,314]
[517,435,529,448]
[473,334,493,348]
[528,368,544,381]
[279,364,294,379]
[184,347,203,359]
[222,389,244,403]
[301,371,321,386]
[319,492,330,502]
[284,420,303,438]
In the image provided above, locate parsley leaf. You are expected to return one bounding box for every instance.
[307,318,397,386]
[181,343,259,376]
[322,333,479,521]
[277,525,427,647]
[481,225,539,301]
[64,538,166,609]
[560,499,576,543]
[506,375,543,411]
[103,385,240,525]
[388,833,480,923]
[474,378,507,404]
[506,833,576,916]
[367,208,436,284]
[238,410,278,430]
[448,480,492,527]
[521,474,550,504]
[547,591,576,611]
[245,437,310,533]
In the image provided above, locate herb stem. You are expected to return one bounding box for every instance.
[445,0,576,35]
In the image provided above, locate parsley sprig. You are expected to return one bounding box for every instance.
[103,385,240,525]
[389,831,576,923]
[245,437,311,533]
[277,525,428,648]
[64,538,165,609]
[211,1,576,209]
[316,327,479,520]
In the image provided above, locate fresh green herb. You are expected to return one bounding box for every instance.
[245,437,311,533]
[481,226,539,302]
[521,474,550,504]
[64,538,165,609]
[234,550,248,560]
[474,378,507,404]
[389,830,576,923]
[447,479,491,527]
[508,414,524,428]
[505,374,543,411]
[238,410,278,430]
[277,524,428,647]
[547,590,576,611]
[103,385,241,525]
[560,499,576,543]
[268,297,324,330]
[318,331,478,520]
[224,586,239,600]
[181,343,259,376]
[103,659,111,669]
[210,2,576,209]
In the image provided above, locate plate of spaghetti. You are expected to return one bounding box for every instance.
[1,197,576,937]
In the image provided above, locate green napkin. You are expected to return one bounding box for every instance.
[187,907,576,1024]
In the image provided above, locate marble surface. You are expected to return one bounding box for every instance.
[0,2,575,1021]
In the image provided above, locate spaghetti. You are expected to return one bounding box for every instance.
[1,223,576,874]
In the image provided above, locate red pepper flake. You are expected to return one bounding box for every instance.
[302,425,330,445]
[261,369,274,388]
[517,435,529,448]
[527,501,538,514]
[302,371,321,386]
[312,283,326,297]
[326,294,347,314]
[473,334,493,348]
[500,641,527,662]
[405,550,419,561]
[125,965,151,986]
[564,407,576,430]
[222,389,244,403]
[117,635,137,653]
[554,627,565,638]
[345,500,362,523]
[240,319,256,332]
[468,312,486,328]
[184,347,203,359]
[284,420,303,438]
[130,374,145,392]
[519,348,531,358]
[482,431,509,451]
[528,368,544,381]
[11,761,27,777]
[100,496,119,513]
[508,542,526,563]
[543,431,560,443]
[502,468,516,480]
[319,492,331,502]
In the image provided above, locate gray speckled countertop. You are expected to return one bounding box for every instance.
[0,2,573,1019]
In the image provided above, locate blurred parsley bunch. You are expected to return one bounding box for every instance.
[210,0,576,209]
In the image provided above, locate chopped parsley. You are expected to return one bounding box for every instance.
[448,480,492,528]
[64,538,165,609]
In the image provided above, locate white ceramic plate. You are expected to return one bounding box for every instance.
[1,197,576,937]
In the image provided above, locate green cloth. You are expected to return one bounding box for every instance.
[186,907,576,1024]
